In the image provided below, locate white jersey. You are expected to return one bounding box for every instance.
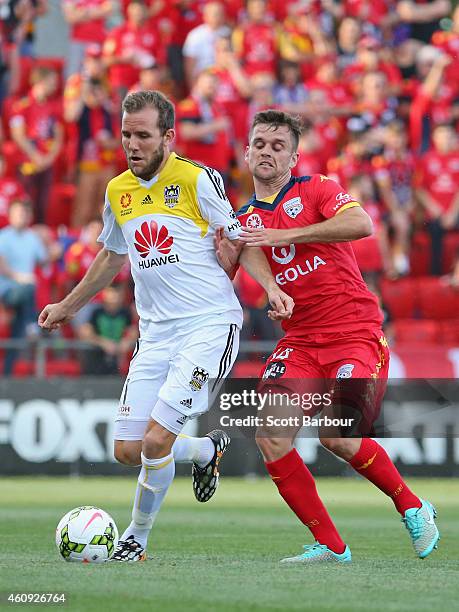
[98,152,243,338]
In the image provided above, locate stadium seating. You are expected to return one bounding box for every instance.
[381,278,418,319]
[392,319,440,344]
[417,277,459,320]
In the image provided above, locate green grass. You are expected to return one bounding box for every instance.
[0,477,458,612]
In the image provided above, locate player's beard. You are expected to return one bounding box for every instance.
[129,142,165,180]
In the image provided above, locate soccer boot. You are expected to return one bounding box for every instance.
[192,430,230,502]
[402,499,440,559]
[280,542,352,564]
[110,535,146,563]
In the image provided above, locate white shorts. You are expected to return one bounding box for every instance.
[114,316,239,440]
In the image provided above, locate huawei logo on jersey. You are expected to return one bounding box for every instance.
[134,221,173,258]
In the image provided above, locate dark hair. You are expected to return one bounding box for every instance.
[122,90,175,134]
[250,109,302,150]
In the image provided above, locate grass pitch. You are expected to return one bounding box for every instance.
[0,476,458,612]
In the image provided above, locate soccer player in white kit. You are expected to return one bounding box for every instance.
[39,91,293,562]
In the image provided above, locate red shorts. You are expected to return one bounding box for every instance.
[259,329,390,435]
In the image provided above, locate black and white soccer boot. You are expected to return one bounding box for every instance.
[110,535,146,563]
[192,430,230,502]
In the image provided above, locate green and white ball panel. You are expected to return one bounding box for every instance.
[55,506,119,563]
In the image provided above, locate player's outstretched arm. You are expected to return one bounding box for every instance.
[239,207,373,247]
[38,248,127,330]
[239,246,294,321]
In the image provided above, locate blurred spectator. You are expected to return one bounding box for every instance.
[103,0,161,102]
[305,54,353,115]
[328,0,393,32]
[415,123,459,275]
[32,224,64,310]
[233,72,276,172]
[165,1,205,98]
[0,200,47,374]
[353,71,398,133]
[63,0,113,77]
[64,219,103,328]
[293,121,324,177]
[372,120,415,275]
[343,35,403,98]
[129,61,175,100]
[212,35,252,119]
[64,42,107,98]
[273,60,309,112]
[176,69,231,177]
[232,0,280,76]
[0,151,27,228]
[336,16,361,70]
[77,284,137,375]
[64,67,117,227]
[409,50,457,153]
[182,1,229,87]
[327,121,371,188]
[9,65,63,223]
[397,0,451,43]
[431,4,459,84]
[348,174,393,283]
[1,0,48,57]
[0,18,20,112]
[278,11,314,71]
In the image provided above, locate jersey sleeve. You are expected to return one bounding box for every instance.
[97,191,129,254]
[310,174,361,219]
[196,168,242,239]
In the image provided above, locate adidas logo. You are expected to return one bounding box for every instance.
[134,220,173,258]
[141,194,153,205]
[180,398,193,409]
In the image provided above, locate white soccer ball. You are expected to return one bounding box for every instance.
[55,506,119,563]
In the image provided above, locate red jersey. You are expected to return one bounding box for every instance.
[168,1,204,46]
[415,149,459,214]
[237,174,383,337]
[372,151,415,207]
[233,22,278,76]
[104,23,161,89]
[64,0,107,43]
[176,95,232,173]
[9,93,62,168]
[342,0,389,25]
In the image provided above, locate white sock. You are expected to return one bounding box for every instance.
[172,434,214,467]
[121,452,175,549]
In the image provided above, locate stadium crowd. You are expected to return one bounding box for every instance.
[0,0,459,376]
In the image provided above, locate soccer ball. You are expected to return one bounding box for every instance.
[55,506,118,563]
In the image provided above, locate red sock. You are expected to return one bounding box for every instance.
[349,439,421,515]
[265,448,345,554]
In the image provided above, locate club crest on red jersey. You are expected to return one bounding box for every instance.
[283,197,303,219]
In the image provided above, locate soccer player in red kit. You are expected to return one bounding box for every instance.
[215,110,440,564]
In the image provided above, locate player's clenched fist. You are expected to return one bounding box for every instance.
[267,287,294,321]
[38,303,73,330]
